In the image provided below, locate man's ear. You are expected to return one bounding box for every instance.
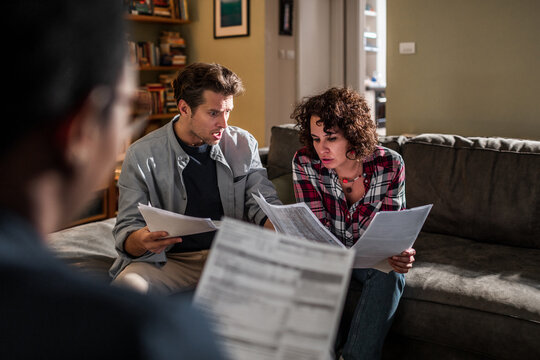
[177,99,192,117]
[60,90,109,168]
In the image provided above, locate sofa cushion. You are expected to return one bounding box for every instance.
[406,232,540,322]
[266,124,304,179]
[390,297,540,359]
[391,231,540,358]
[271,173,295,205]
[402,134,540,248]
[378,135,408,153]
[47,218,117,281]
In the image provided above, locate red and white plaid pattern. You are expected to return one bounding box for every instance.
[292,146,406,248]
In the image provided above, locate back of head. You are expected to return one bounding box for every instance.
[4,0,127,155]
[172,62,244,111]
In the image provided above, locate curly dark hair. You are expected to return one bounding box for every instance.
[291,87,378,160]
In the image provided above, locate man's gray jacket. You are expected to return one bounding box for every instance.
[109,116,281,278]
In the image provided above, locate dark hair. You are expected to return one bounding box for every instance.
[172,63,244,111]
[291,87,378,160]
[5,0,127,153]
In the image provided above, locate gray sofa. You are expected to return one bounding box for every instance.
[262,124,540,359]
[48,124,540,359]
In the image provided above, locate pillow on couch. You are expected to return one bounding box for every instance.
[47,218,117,282]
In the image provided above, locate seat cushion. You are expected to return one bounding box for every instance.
[390,231,540,358]
[405,232,540,321]
[47,218,117,281]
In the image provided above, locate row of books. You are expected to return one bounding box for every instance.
[144,73,178,115]
[128,31,187,68]
[126,0,189,20]
[160,31,187,66]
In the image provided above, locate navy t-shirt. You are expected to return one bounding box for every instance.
[169,138,224,253]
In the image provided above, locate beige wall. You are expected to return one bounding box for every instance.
[181,0,267,144]
[264,0,298,146]
[386,0,540,140]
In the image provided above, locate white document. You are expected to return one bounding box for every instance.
[252,192,345,249]
[194,218,354,360]
[252,192,432,272]
[351,204,433,272]
[137,203,218,238]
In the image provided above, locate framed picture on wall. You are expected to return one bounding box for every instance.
[279,0,293,36]
[214,0,250,39]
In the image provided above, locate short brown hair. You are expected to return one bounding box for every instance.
[172,62,244,111]
[291,87,378,160]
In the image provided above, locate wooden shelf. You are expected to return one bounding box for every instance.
[138,65,185,71]
[126,14,190,24]
[149,113,176,120]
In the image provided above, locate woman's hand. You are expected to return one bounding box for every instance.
[388,248,416,273]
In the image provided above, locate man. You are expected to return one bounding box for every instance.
[111,62,281,294]
[1,1,224,358]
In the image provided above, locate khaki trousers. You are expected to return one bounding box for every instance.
[112,250,209,295]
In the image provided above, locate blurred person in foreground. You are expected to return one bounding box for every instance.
[0,1,225,359]
[292,87,416,360]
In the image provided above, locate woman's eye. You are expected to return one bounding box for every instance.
[328,137,337,142]
[312,138,320,143]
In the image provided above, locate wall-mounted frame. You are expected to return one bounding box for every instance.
[214,0,250,39]
[279,0,293,36]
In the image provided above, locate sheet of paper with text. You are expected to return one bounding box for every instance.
[194,218,354,360]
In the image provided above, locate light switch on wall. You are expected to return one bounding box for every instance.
[286,50,295,60]
[399,42,416,54]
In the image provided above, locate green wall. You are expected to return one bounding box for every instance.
[180,0,267,144]
[386,0,540,140]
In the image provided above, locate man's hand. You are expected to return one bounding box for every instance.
[388,248,416,274]
[124,226,182,257]
[263,218,276,231]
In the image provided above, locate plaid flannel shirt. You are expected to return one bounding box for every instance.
[292,146,406,248]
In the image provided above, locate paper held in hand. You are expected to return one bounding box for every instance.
[194,217,354,360]
[252,192,432,272]
[137,203,218,237]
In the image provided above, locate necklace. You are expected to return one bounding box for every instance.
[340,175,362,193]
[339,161,364,193]
[341,175,361,184]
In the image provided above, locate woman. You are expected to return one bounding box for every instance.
[291,87,415,360]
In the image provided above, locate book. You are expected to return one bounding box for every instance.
[129,0,152,15]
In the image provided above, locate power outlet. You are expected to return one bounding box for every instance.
[399,42,416,55]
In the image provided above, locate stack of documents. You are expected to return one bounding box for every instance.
[139,197,432,359]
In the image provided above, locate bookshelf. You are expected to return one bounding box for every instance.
[126,14,189,24]
[126,0,191,126]
[68,1,191,227]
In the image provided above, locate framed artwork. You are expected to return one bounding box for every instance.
[214,0,250,39]
[279,0,293,36]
